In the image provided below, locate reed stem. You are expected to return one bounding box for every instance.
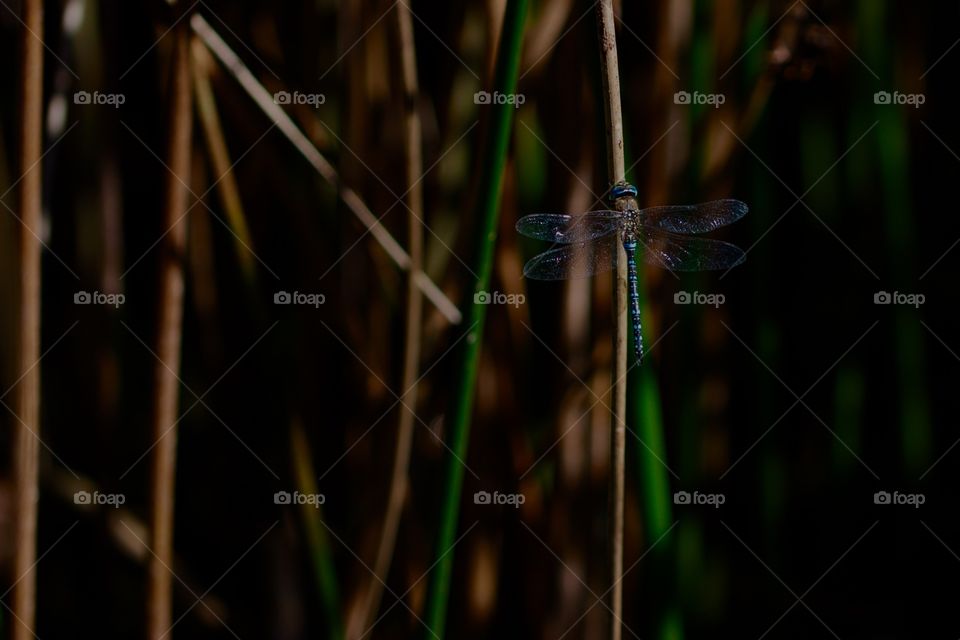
[11,0,44,636]
[146,22,192,640]
[595,1,628,638]
[352,2,425,636]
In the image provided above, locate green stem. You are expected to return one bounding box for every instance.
[631,289,682,640]
[291,419,343,640]
[423,1,528,637]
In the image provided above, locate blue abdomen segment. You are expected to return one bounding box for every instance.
[622,240,644,364]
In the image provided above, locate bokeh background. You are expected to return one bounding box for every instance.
[1,0,958,638]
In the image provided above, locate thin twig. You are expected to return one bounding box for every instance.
[189,13,461,326]
[595,1,627,639]
[351,3,424,637]
[146,22,192,640]
[10,0,44,637]
[190,36,257,283]
[43,468,230,629]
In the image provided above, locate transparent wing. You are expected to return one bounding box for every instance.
[639,227,746,271]
[516,212,620,244]
[522,236,618,280]
[638,199,747,234]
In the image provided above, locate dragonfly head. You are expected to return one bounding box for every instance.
[610,181,638,214]
[609,181,637,201]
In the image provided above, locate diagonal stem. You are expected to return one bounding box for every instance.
[189,13,461,325]
[422,1,528,636]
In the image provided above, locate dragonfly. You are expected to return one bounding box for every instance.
[516,182,747,365]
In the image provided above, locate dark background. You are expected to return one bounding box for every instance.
[1,0,958,638]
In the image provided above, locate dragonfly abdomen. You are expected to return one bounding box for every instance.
[622,240,644,364]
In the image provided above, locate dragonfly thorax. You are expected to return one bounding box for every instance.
[618,208,642,241]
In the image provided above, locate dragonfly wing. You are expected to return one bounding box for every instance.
[638,199,748,234]
[639,227,746,271]
[516,212,620,243]
[522,236,618,280]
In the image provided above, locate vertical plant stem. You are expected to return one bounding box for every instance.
[11,0,44,637]
[352,2,424,636]
[423,1,527,637]
[595,1,627,638]
[146,23,192,640]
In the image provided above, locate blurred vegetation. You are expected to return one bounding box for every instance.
[0,0,957,638]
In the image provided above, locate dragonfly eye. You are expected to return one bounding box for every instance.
[610,182,638,201]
